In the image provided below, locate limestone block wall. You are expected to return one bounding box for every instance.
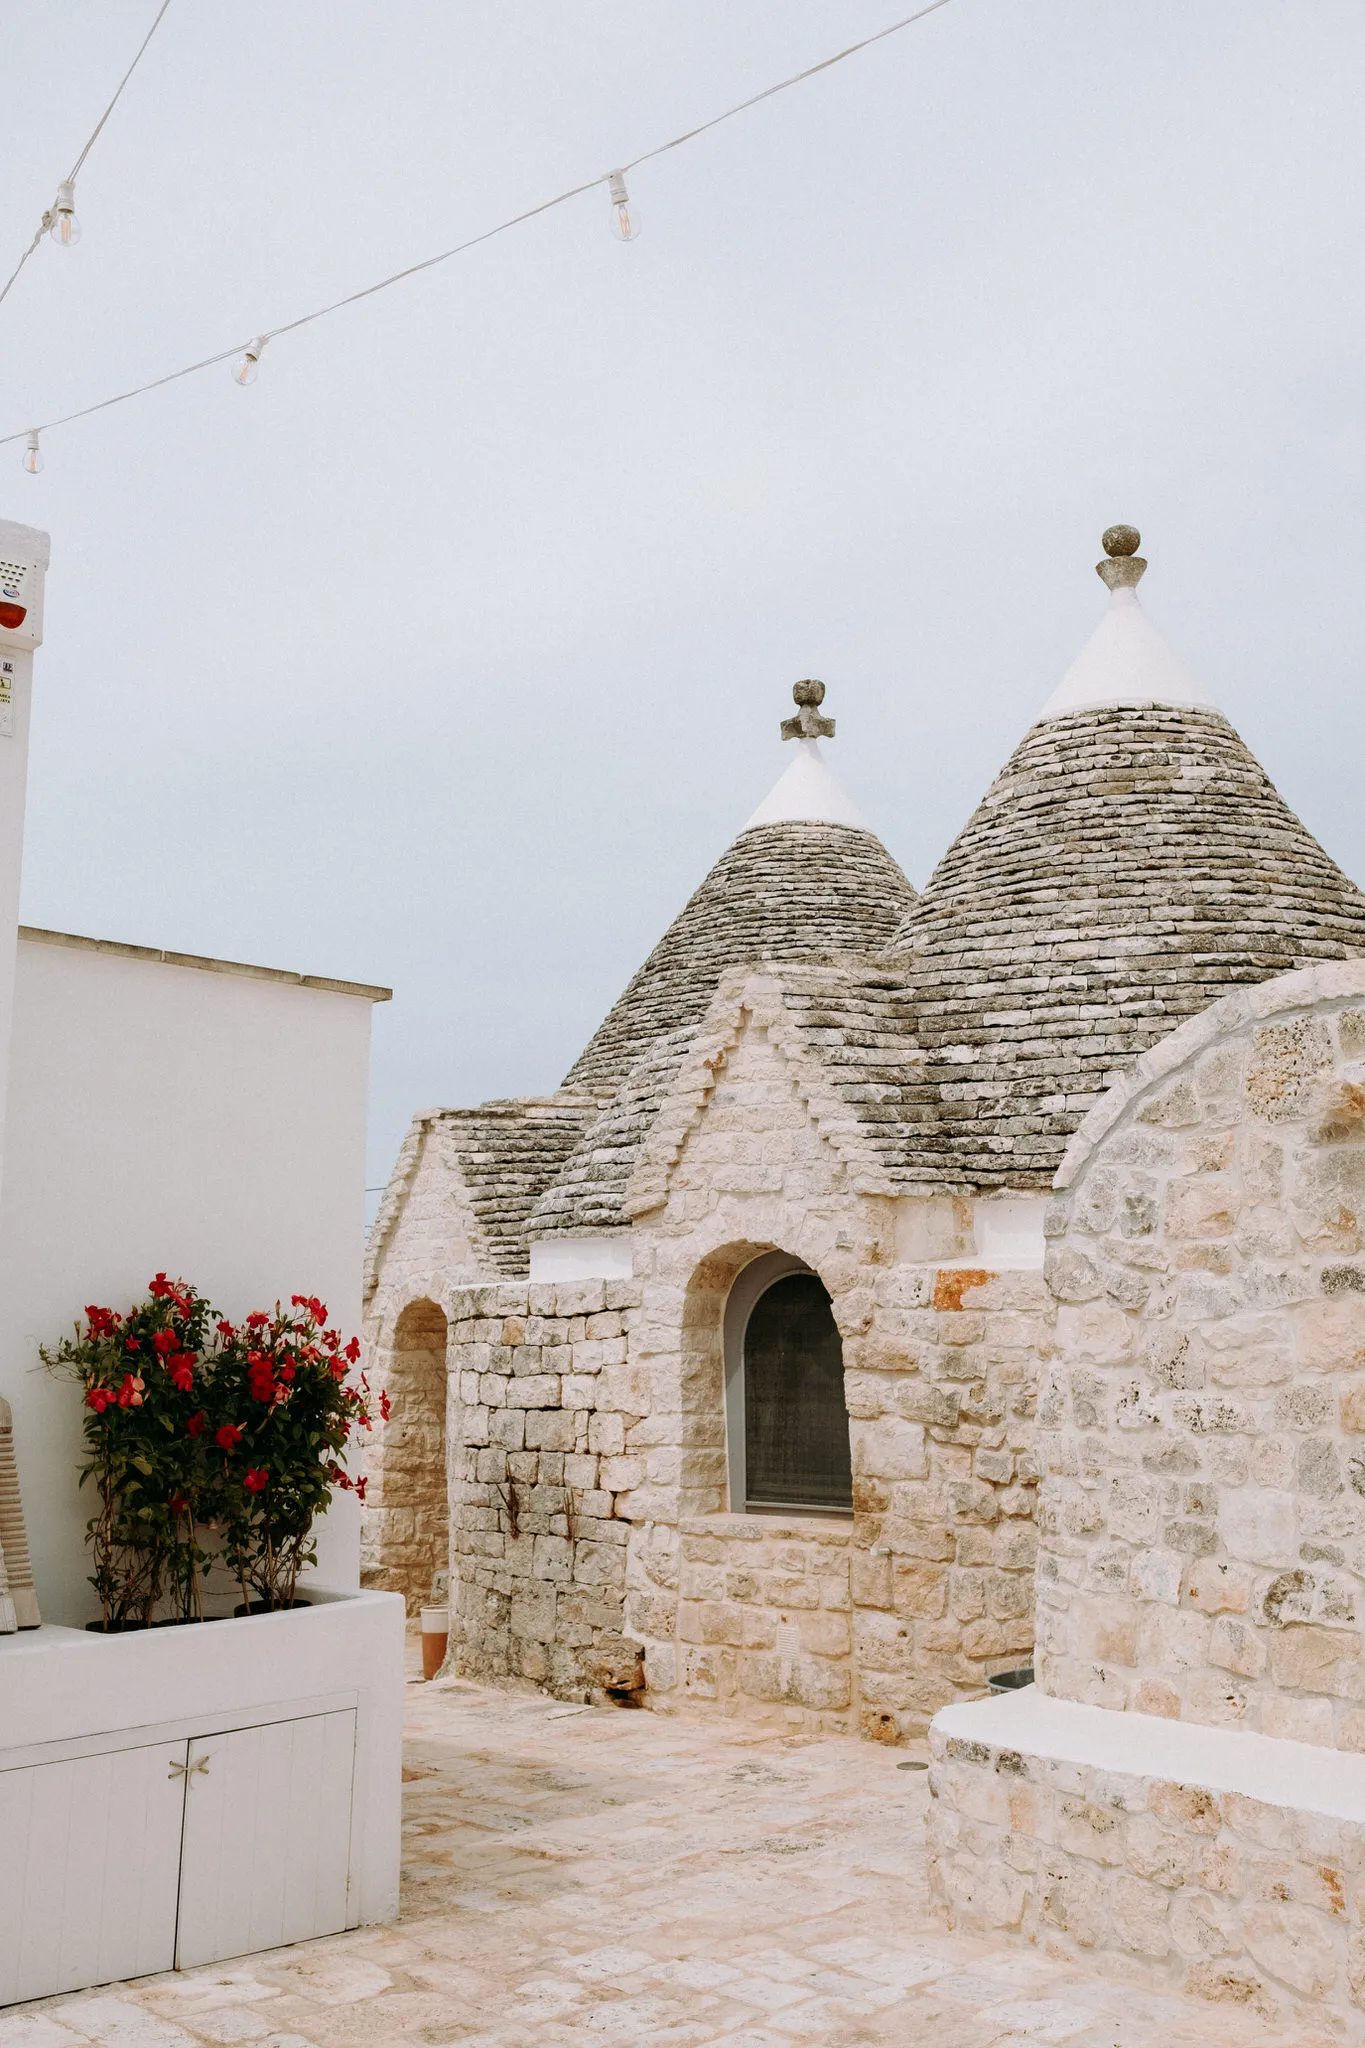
[1037,966,1365,1746]
[447,1278,647,1700]
[673,1512,854,1732]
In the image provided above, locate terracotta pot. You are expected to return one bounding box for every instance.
[420,1605,449,1680]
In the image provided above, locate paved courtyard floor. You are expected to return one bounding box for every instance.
[2,1668,1335,2048]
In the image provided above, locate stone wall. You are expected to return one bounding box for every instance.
[927,965,1365,2043]
[930,1721,1365,2034]
[673,1512,854,1732]
[1037,966,1365,1745]
[361,1296,449,1611]
[448,1277,647,1701]
[620,999,1050,1739]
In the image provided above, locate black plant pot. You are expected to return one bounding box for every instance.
[85,1613,227,1632]
[231,1597,313,1617]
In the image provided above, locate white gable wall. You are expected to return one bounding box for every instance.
[1,932,380,1625]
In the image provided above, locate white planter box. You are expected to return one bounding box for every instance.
[0,1587,404,2006]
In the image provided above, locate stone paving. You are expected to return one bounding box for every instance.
[0,1665,1337,2048]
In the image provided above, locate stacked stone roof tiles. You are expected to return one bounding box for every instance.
[433,1095,600,1274]
[561,820,917,1101]
[880,703,1365,1188]
[531,821,917,1238]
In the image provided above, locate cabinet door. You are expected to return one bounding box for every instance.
[0,1740,188,2004]
[174,1711,356,1969]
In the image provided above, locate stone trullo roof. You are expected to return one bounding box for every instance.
[532,682,917,1237]
[879,526,1365,1188]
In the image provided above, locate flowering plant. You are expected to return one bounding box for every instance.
[44,1278,373,1626]
[42,1275,213,1627]
[206,1295,377,1612]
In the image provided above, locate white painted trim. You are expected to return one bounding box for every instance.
[934,1686,1365,1824]
[742,739,869,831]
[1039,587,1216,721]
[528,1233,635,1281]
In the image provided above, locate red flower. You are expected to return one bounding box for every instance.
[329,1358,347,1382]
[125,1338,141,1353]
[279,1362,296,1382]
[117,1373,145,1408]
[85,1385,113,1413]
[215,1422,243,1450]
[170,1359,194,1392]
[243,1467,269,1493]
[245,1311,270,1330]
[152,1329,179,1355]
[216,1319,236,1340]
[168,1492,190,1515]
[345,1336,361,1365]
[186,1410,207,1436]
[85,1306,120,1337]
[379,1390,392,1422]
[353,1476,367,1504]
[149,1273,173,1297]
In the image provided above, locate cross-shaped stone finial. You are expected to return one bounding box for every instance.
[781,678,835,741]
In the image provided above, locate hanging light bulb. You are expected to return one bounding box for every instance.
[22,432,42,475]
[606,171,640,242]
[233,336,268,386]
[47,181,81,248]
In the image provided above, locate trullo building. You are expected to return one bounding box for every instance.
[365,526,1365,1742]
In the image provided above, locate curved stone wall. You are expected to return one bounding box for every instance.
[1038,961,1365,1748]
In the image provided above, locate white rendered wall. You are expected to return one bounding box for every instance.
[0,518,50,1215]
[528,1233,636,1281]
[0,938,378,1625]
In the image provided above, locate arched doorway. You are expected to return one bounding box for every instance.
[723,1252,851,1513]
[366,1297,449,1611]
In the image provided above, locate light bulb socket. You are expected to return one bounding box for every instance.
[54,180,76,217]
[22,431,42,475]
[607,171,630,207]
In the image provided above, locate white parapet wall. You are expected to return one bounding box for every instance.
[0,1587,404,2004]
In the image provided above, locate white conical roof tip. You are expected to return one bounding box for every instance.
[1039,525,1218,721]
[743,679,870,831]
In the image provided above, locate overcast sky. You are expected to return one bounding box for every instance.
[5,1,1365,1208]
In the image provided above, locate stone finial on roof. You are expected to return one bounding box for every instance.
[1097,524,1147,591]
[1038,522,1214,720]
[781,679,835,742]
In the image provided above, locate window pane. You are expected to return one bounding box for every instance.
[744,1273,851,1511]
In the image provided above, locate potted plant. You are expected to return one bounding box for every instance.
[208,1295,379,1614]
[44,1278,377,1627]
[42,1275,214,1629]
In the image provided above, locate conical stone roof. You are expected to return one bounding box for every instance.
[561,688,915,1102]
[884,529,1365,1188]
[537,683,916,1235]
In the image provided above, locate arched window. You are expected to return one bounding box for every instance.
[723,1253,851,1514]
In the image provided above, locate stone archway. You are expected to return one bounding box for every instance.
[363,1296,449,1611]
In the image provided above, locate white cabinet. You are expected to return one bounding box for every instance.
[175,1711,355,1968]
[0,1738,187,2005]
[0,1708,357,2002]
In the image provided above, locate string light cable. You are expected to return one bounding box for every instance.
[4,0,956,459]
[0,0,174,311]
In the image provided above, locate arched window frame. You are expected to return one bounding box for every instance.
[722,1251,851,1517]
